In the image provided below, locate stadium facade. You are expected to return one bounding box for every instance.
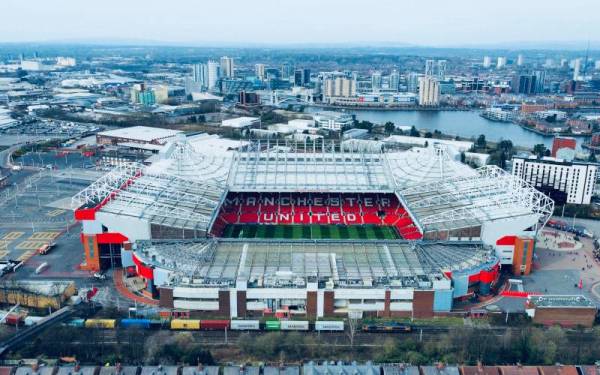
[73,136,553,318]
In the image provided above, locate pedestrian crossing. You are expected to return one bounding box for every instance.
[2,232,24,240]
[28,231,60,241]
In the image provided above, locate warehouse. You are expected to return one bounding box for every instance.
[96,126,182,146]
[526,295,598,328]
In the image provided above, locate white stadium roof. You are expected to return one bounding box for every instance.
[73,138,554,234]
[134,239,498,288]
[401,165,554,232]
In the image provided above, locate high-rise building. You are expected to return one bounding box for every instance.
[418,76,440,106]
[192,63,208,89]
[281,63,293,79]
[517,54,524,66]
[294,69,303,86]
[497,57,507,69]
[220,56,234,78]
[407,72,420,93]
[303,68,311,85]
[389,70,400,92]
[323,77,356,98]
[573,58,582,81]
[437,60,447,80]
[425,60,435,76]
[207,60,220,90]
[511,71,545,95]
[483,56,492,68]
[371,71,382,92]
[255,63,265,81]
[532,70,546,93]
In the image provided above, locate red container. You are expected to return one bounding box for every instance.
[200,320,230,330]
[5,314,22,326]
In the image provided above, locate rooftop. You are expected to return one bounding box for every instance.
[133,239,497,288]
[227,140,395,193]
[400,165,554,232]
[97,126,182,143]
[529,295,597,308]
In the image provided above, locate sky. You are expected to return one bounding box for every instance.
[1,0,599,47]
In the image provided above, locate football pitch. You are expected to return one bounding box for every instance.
[221,224,400,240]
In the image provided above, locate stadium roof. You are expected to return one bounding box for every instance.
[72,163,226,232]
[227,140,396,192]
[387,145,477,189]
[133,239,497,288]
[400,165,554,232]
[73,139,554,235]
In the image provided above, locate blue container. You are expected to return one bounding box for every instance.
[66,319,85,327]
[120,318,151,329]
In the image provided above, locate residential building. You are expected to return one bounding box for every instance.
[425,60,435,76]
[418,76,440,106]
[389,70,400,92]
[517,54,524,66]
[192,63,208,89]
[497,57,507,69]
[483,56,492,68]
[371,72,382,92]
[220,56,234,78]
[512,156,598,205]
[207,60,220,90]
[323,77,356,99]
[437,60,447,80]
[255,64,265,81]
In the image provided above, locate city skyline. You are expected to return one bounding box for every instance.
[1,0,599,48]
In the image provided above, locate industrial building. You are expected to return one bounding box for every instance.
[72,138,553,317]
[526,295,598,328]
[96,126,183,146]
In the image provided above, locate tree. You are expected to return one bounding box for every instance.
[476,134,487,149]
[410,126,420,137]
[384,121,395,135]
[424,132,433,138]
[589,153,597,162]
[533,144,547,158]
[460,152,466,163]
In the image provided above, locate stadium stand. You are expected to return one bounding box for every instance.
[214,192,422,239]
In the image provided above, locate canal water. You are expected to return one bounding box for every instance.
[307,108,590,150]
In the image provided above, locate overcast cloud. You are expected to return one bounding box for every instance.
[1,0,598,46]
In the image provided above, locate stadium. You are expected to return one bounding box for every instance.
[72,135,553,319]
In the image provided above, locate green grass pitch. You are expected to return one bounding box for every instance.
[221,224,400,240]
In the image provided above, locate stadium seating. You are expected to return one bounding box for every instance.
[215,192,422,240]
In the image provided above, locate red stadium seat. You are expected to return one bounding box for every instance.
[221,212,239,224]
[363,213,382,225]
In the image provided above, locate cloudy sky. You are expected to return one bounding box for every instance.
[1,0,598,46]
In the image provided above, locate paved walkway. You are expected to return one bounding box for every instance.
[112,268,159,306]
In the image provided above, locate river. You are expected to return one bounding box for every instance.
[306,108,590,150]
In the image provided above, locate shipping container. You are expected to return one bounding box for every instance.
[200,320,230,330]
[4,314,23,326]
[66,318,85,327]
[120,318,151,329]
[23,316,44,326]
[230,320,260,330]
[85,319,116,329]
[264,320,281,331]
[280,320,309,331]
[315,320,344,331]
[170,319,200,330]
